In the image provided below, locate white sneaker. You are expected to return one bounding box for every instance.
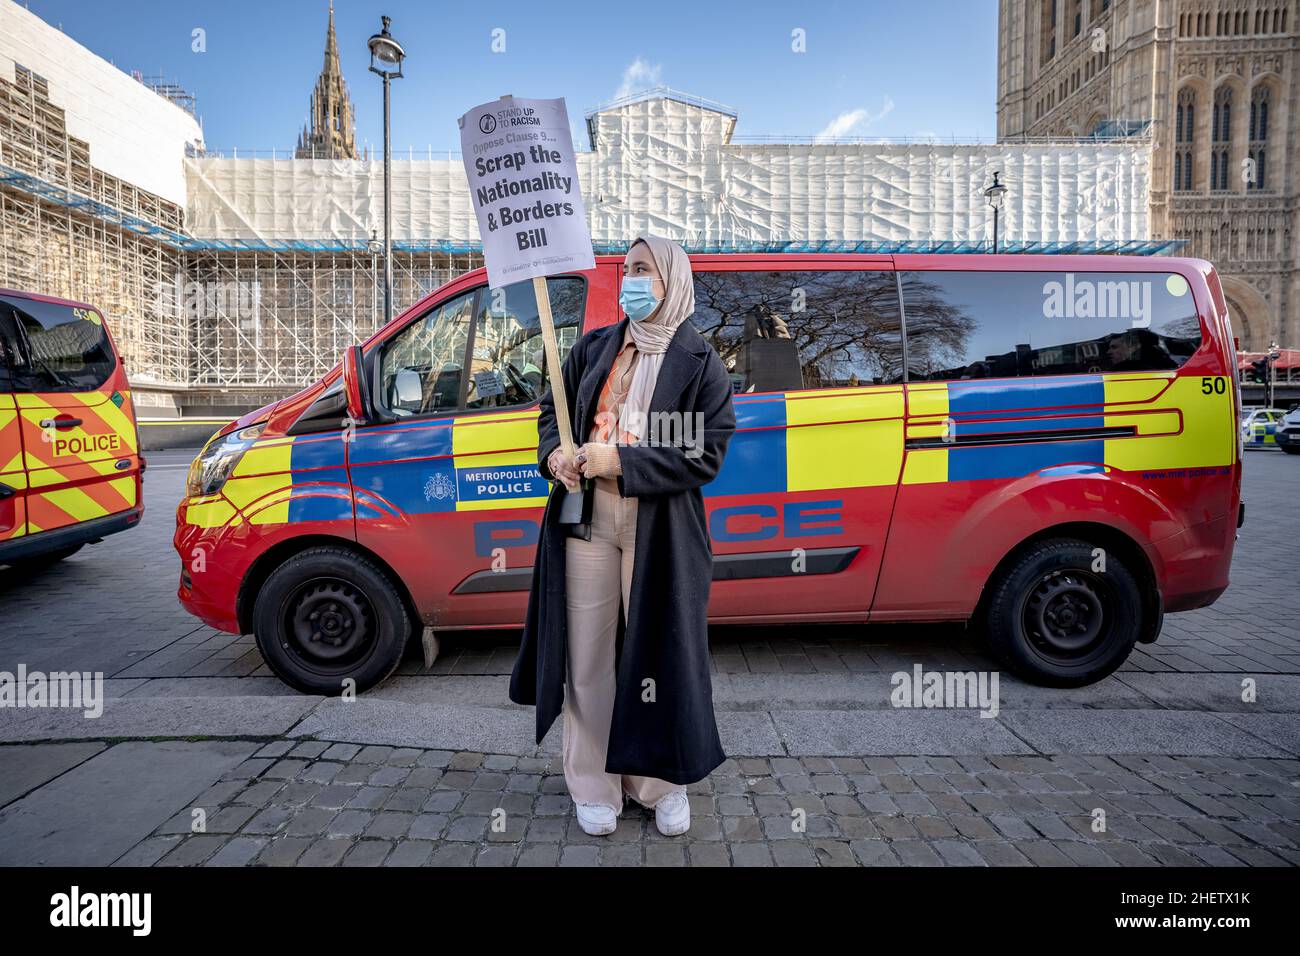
[653,790,690,836]
[574,800,619,836]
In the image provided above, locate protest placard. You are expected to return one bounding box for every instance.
[458,95,595,289]
[459,95,594,517]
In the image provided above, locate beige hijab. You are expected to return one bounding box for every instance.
[614,235,694,443]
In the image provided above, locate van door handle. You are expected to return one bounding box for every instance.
[0,484,14,500]
[39,418,82,429]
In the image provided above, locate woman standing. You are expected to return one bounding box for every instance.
[509,235,736,837]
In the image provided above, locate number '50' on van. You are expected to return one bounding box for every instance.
[174,254,1242,694]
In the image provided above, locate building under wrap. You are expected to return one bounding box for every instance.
[187,90,1162,255]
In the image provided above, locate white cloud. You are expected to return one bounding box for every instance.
[615,57,663,100]
[814,97,896,141]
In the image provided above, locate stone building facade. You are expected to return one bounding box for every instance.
[294,2,359,161]
[997,0,1297,350]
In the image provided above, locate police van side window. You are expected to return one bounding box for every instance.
[690,270,904,393]
[900,271,1202,381]
[378,290,477,417]
[464,276,584,410]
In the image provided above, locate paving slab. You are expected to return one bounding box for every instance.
[0,695,321,742]
[287,698,548,755]
[0,741,106,807]
[1214,713,1300,757]
[709,672,1153,711]
[0,739,257,865]
[773,710,1034,756]
[1115,673,1300,713]
[998,710,1292,756]
[119,677,311,698]
[285,696,787,759]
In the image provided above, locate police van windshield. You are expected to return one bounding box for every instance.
[0,295,116,392]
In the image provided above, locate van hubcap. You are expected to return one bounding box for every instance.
[288,579,374,664]
[1024,571,1107,658]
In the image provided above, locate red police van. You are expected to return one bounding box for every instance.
[175,254,1242,694]
[2,289,143,568]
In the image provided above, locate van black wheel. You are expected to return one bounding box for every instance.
[1280,445,1300,455]
[253,546,412,695]
[984,538,1141,687]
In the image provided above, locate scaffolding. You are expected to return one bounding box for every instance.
[0,64,189,394]
[186,249,480,388]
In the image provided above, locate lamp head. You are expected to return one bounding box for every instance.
[984,171,1008,208]
[368,16,405,77]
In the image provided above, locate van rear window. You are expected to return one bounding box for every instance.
[690,269,904,392]
[900,271,1202,382]
[0,295,116,393]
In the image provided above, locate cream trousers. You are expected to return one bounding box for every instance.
[561,479,685,810]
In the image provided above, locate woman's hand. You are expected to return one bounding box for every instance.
[547,448,582,492]
[575,442,622,479]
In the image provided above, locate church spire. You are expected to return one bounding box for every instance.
[296,0,359,160]
[324,0,340,73]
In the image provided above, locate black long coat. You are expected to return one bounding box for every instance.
[508,317,736,784]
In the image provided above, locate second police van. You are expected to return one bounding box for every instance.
[175,254,1243,694]
[2,289,143,569]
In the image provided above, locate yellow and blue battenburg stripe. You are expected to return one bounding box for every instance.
[902,372,1235,484]
[187,432,354,529]
[706,389,906,496]
[183,371,1236,530]
[348,410,550,519]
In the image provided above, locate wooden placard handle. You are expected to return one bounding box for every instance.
[532,275,576,462]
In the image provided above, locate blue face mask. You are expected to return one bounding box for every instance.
[619,276,660,322]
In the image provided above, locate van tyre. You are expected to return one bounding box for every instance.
[1280,445,1300,455]
[984,538,1141,688]
[253,546,412,695]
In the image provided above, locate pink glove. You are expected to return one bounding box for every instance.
[576,442,622,478]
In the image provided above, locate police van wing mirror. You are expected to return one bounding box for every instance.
[342,345,370,424]
[393,368,422,409]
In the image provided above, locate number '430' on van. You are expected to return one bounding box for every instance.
[174,254,1243,694]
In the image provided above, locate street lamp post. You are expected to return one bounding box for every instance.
[1267,340,1280,409]
[368,16,405,323]
[984,171,1007,254]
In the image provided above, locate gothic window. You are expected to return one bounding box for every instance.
[1248,86,1269,190]
[1042,0,1058,63]
[1175,88,1195,192]
[1211,87,1232,191]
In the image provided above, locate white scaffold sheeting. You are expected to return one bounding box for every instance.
[185,93,1152,248]
[0,1,204,207]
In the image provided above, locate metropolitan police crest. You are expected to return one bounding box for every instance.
[423,472,455,502]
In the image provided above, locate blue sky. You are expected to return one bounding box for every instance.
[22,0,999,152]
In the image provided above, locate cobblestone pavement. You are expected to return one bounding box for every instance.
[115,745,1300,868]
[0,450,1297,866]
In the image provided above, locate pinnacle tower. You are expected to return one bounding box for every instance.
[295,1,359,160]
